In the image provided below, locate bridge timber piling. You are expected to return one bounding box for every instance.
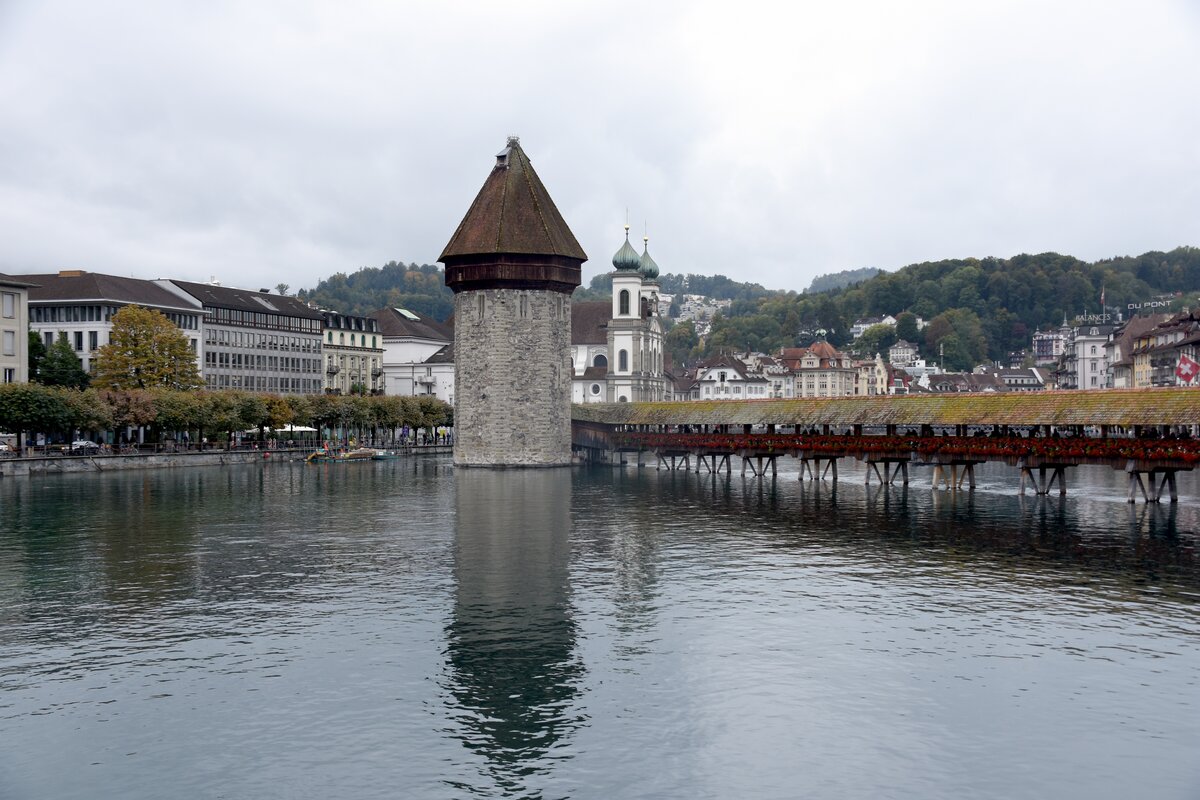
[571,389,1200,503]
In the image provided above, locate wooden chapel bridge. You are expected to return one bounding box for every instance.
[571,387,1200,504]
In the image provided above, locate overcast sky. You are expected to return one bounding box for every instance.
[2,1,1198,295]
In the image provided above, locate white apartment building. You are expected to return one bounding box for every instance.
[0,274,36,384]
[24,270,204,374]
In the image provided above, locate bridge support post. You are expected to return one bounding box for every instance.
[741,455,777,478]
[1126,463,1181,504]
[799,456,837,482]
[868,459,910,486]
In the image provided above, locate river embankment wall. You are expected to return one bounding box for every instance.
[0,447,453,478]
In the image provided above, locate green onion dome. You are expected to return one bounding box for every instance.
[639,236,660,280]
[612,225,642,271]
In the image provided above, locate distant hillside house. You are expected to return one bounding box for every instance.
[778,342,857,397]
[888,339,917,365]
[1031,326,1070,366]
[695,354,771,400]
[849,315,896,339]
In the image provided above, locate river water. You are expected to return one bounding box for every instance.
[1,457,1198,799]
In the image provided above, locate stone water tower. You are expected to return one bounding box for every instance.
[440,137,587,467]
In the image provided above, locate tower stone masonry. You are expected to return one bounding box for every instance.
[440,137,587,467]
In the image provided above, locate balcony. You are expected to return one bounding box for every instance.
[372,368,384,378]
[326,365,340,375]
[416,375,436,385]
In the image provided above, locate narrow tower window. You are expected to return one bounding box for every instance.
[619,350,629,372]
[619,290,630,316]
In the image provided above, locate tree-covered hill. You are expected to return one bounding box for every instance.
[298,247,1200,373]
[299,262,453,320]
[806,267,882,294]
[700,247,1200,370]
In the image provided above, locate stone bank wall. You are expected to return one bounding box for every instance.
[454,288,573,467]
[0,450,308,478]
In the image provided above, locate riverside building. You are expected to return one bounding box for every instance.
[163,281,323,394]
[321,311,384,394]
[0,273,36,383]
[24,270,204,374]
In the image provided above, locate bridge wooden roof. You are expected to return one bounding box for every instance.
[572,388,1200,427]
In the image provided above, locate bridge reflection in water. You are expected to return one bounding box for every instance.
[573,388,1200,503]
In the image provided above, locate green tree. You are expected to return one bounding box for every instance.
[852,323,897,359]
[925,308,988,370]
[27,331,46,380]
[39,334,90,389]
[664,320,699,367]
[894,312,919,344]
[92,306,203,391]
[0,383,71,449]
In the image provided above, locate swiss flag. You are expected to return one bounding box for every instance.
[1176,353,1200,384]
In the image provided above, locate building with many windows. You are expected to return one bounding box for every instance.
[24,270,204,374]
[321,311,384,394]
[778,342,857,397]
[163,281,323,394]
[1,273,36,383]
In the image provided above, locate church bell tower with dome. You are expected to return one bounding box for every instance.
[605,225,666,403]
[440,137,587,467]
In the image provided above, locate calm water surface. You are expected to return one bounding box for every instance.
[1,458,1198,799]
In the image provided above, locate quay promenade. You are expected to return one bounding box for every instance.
[572,388,1200,503]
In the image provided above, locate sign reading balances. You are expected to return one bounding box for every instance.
[1175,353,1199,384]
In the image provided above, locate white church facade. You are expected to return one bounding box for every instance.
[571,226,667,403]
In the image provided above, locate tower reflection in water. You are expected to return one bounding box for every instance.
[444,469,583,789]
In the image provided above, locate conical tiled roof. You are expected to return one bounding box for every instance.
[440,137,587,262]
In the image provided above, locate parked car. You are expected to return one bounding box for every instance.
[70,440,101,453]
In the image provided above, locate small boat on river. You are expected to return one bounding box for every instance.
[306,446,381,463]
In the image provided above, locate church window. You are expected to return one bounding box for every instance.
[619,290,630,316]
[619,350,628,372]
[590,384,601,395]
[593,354,607,368]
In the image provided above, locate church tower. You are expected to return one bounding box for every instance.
[440,137,587,467]
[606,226,667,402]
